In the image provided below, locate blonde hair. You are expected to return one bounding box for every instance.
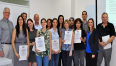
[87,18,95,34]
[64,19,70,28]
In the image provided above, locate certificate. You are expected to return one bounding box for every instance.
[35,37,46,52]
[64,31,72,44]
[102,35,111,49]
[52,39,59,51]
[74,30,81,43]
[19,45,27,61]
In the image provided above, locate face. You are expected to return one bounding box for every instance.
[88,20,93,28]
[22,14,27,22]
[70,18,74,25]
[3,9,10,20]
[18,17,23,26]
[76,21,81,29]
[41,20,47,28]
[82,12,88,20]
[64,22,69,29]
[52,20,58,28]
[59,17,63,24]
[47,20,51,27]
[28,21,33,29]
[34,14,39,23]
[102,14,108,23]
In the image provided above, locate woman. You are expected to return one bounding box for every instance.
[69,17,74,29]
[35,18,52,66]
[27,18,38,66]
[86,18,99,66]
[12,15,30,66]
[61,19,74,66]
[58,15,64,66]
[49,18,62,66]
[46,19,52,30]
[73,18,86,66]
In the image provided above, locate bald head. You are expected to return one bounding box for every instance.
[34,14,39,23]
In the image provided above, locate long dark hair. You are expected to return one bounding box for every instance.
[27,18,35,31]
[52,18,62,37]
[46,18,52,28]
[74,18,83,30]
[16,15,27,37]
[58,15,64,28]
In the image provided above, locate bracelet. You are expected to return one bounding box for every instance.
[105,42,107,45]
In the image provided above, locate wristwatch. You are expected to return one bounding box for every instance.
[105,42,107,45]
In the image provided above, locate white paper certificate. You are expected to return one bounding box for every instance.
[35,37,46,52]
[52,39,59,51]
[102,35,111,49]
[64,31,72,44]
[74,30,81,43]
[19,45,27,61]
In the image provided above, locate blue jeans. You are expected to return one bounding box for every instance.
[36,55,49,66]
[49,53,60,66]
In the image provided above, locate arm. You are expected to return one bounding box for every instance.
[49,31,52,60]
[26,29,30,58]
[69,30,74,56]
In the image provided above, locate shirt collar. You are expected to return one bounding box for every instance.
[51,28,57,33]
[83,21,88,24]
[40,28,48,34]
[3,18,9,22]
[101,22,109,26]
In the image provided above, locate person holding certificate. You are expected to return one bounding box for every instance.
[61,20,74,66]
[35,18,52,66]
[73,18,86,66]
[97,12,115,66]
[27,19,38,66]
[86,18,99,66]
[49,18,62,66]
[12,15,30,66]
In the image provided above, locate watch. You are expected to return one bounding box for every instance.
[105,42,107,45]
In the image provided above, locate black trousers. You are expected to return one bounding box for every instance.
[86,52,98,66]
[62,50,73,66]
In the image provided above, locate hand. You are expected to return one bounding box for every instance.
[56,49,60,54]
[26,54,29,59]
[32,42,36,45]
[80,37,83,41]
[0,51,4,57]
[92,54,95,58]
[52,49,57,54]
[16,53,20,59]
[100,42,106,47]
[62,40,65,43]
[69,51,72,56]
[48,55,51,60]
[35,48,40,53]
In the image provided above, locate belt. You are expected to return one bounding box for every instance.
[1,42,11,44]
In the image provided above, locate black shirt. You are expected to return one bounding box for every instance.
[74,29,87,50]
[97,22,115,43]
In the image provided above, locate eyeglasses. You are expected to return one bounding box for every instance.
[4,12,10,14]
[19,19,23,21]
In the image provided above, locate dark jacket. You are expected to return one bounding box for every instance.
[88,28,99,55]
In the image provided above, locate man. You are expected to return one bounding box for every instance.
[0,7,14,66]
[34,14,42,30]
[15,12,27,28]
[82,11,88,34]
[97,12,115,66]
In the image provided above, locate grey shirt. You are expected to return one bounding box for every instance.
[82,21,88,34]
[0,18,14,51]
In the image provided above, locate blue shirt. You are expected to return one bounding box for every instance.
[61,28,73,51]
[50,28,59,40]
[35,24,42,30]
[86,31,92,53]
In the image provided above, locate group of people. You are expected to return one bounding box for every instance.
[0,7,115,66]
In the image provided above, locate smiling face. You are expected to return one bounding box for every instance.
[18,17,23,26]
[41,20,47,28]
[59,16,63,24]
[22,14,27,22]
[88,20,93,28]
[102,14,108,23]
[76,21,81,29]
[28,20,33,29]
[64,21,69,29]
[3,9,10,20]
[34,14,39,23]
[52,20,58,28]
